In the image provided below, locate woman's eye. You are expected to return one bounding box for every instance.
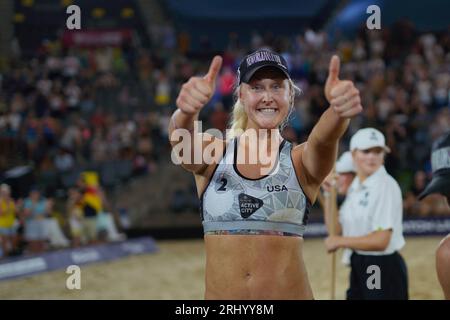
[251,86,262,91]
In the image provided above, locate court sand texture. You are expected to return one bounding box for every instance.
[0,236,444,300]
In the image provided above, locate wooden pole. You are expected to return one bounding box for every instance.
[328,168,338,300]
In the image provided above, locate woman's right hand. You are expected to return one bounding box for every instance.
[176,56,222,115]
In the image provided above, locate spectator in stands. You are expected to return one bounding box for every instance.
[54,147,75,172]
[0,184,18,258]
[404,171,431,216]
[209,102,229,135]
[218,66,235,110]
[44,196,70,249]
[22,187,51,254]
[403,171,450,217]
[67,187,84,247]
[77,172,102,244]
[77,171,124,243]
[169,188,188,214]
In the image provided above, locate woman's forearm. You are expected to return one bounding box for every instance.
[310,107,350,147]
[168,107,210,174]
[339,231,391,252]
[169,109,198,133]
[301,107,351,185]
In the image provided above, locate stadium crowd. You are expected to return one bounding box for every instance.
[0,19,449,258]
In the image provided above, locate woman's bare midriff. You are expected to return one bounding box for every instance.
[204,234,314,300]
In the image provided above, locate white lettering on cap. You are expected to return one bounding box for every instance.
[246,51,285,68]
[431,147,450,172]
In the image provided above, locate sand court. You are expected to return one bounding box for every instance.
[0,236,443,300]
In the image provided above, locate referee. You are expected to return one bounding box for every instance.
[418,131,450,299]
[325,128,408,300]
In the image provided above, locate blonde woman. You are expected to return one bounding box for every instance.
[169,49,362,299]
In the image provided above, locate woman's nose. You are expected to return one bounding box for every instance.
[262,89,273,103]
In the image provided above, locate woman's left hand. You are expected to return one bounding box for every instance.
[325,235,342,253]
[324,55,363,119]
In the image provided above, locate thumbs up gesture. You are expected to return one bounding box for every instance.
[176,56,223,115]
[324,55,362,119]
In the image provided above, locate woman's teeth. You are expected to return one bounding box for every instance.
[258,108,277,114]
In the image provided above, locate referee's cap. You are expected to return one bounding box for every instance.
[237,49,290,85]
[336,151,356,174]
[418,131,450,200]
[350,128,391,153]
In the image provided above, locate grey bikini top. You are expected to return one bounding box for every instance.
[200,137,311,236]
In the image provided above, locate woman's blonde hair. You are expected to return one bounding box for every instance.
[227,79,301,139]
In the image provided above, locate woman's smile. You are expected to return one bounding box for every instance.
[256,107,279,116]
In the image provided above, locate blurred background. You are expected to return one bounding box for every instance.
[0,0,449,299]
